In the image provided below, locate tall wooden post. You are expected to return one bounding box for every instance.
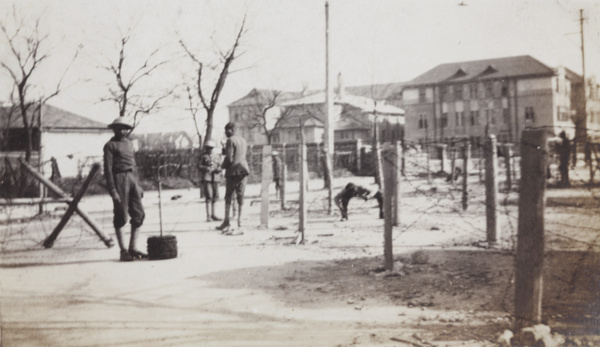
[504,143,513,191]
[260,145,272,228]
[382,143,394,271]
[355,138,362,173]
[393,141,401,227]
[438,144,448,173]
[299,122,307,243]
[462,141,470,210]
[515,129,548,330]
[323,1,334,214]
[450,144,456,185]
[38,102,46,214]
[281,143,287,209]
[485,134,500,245]
[479,145,484,183]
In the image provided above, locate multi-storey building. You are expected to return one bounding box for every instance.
[400,55,576,146]
[227,77,404,146]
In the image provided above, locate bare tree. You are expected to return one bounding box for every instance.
[245,89,294,145]
[0,5,78,162]
[179,17,247,145]
[99,28,174,129]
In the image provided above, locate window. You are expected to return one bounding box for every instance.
[485,82,494,98]
[470,110,480,126]
[503,109,509,124]
[455,85,463,100]
[441,113,448,128]
[469,84,478,99]
[441,86,448,101]
[489,109,496,125]
[501,80,509,97]
[296,131,302,141]
[418,114,428,129]
[456,112,460,127]
[272,133,280,143]
[460,111,465,127]
[525,107,535,122]
[419,88,426,102]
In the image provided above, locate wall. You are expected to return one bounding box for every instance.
[43,131,112,178]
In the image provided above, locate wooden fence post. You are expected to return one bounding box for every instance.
[504,143,513,191]
[299,143,307,243]
[515,129,548,330]
[485,134,500,246]
[260,145,272,228]
[281,143,287,210]
[462,141,470,210]
[438,144,448,173]
[393,141,401,227]
[450,144,456,185]
[382,143,394,271]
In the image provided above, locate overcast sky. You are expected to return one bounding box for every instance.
[1,0,600,137]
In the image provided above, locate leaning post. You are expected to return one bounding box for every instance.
[514,129,548,331]
[485,134,500,246]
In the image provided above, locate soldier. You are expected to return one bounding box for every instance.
[198,140,222,222]
[217,122,250,232]
[558,131,571,187]
[271,151,282,199]
[103,117,147,261]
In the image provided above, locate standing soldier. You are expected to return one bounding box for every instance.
[558,131,571,187]
[198,140,222,222]
[217,122,249,231]
[271,151,282,199]
[103,117,147,261]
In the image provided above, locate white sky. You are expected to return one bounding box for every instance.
[1,0,600,138]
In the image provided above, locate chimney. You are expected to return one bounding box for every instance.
[337,72,345,99]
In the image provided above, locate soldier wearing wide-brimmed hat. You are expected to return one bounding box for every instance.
[198,139,222,222]
[103,117,147,261]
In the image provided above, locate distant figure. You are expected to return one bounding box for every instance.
[334,183,383,221]
[271,151,283,199]
[217,122,249,232]
[558,131,571,187]
[103,117,147,261]
[198,140,222,222]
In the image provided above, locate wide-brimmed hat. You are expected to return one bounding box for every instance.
[271,151,279,156]
[204,140,217,148]
[107,117,133,129]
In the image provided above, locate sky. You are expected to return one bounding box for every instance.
[1,0,600,139]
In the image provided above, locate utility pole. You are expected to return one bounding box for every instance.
[324,1,334,214]
[579,9,587,144]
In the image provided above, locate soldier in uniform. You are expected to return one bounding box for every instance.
[217,122,249,231]
[103,117,147,261]
[198,140,222,222]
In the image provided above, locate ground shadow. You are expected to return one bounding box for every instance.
[197,249,600,340]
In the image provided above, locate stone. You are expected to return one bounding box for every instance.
[411,251,429,264]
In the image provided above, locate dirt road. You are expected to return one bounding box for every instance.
[1,171,599,346]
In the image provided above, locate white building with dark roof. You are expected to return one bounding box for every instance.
[1,104,112,178]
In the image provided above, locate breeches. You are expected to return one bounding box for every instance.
[201,181,220,202]
[225,175,246,205]
[112,172,145,228]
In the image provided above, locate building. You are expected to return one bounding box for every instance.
[227,76,405,146]
[1,104,111,178]
[226,88,304,145]
[399,55,576,146]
